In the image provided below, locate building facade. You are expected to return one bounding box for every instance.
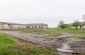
[0,22,48,30]
[64,21,85,29]
[24,23,48,29]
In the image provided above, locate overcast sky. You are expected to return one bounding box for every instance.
[0,0,85,27]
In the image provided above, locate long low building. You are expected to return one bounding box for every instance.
[0,22,48,29]
[64,21,85,29]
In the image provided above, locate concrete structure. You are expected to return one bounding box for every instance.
[0,22,48,30]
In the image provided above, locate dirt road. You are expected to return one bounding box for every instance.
[0,31,82,51]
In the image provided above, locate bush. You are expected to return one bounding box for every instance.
[58,21,68,29]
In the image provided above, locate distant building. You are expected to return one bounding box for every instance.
[64,21,85,29]
[0,22,48,30]
[23,23,48,29]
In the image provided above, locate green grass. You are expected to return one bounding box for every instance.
[0,44,57,55]
[43,28,85,36]
[22,28,85,37]
[0,32,57,55]
[0,33,18,49]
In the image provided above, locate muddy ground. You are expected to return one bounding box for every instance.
[1,31,85,52]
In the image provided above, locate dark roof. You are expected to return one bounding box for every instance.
[0,22,20,25]
[22,23,48,26]
[0,22,48,26]
[80,22,85,25]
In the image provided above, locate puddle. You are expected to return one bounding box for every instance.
[57,38,85,55]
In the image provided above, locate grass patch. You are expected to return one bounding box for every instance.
[20,28,85,37]
[0,32,57,55]
[0,44,57,55]
[42,28,85,38]
[0,33,19,49]
[42,28,85,36]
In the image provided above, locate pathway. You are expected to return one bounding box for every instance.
[0,31,83,51]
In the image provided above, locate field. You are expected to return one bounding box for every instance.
[0,33,57,55]
[20,28,85,37]
[43,28,85,36]
[0,28,85,55]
